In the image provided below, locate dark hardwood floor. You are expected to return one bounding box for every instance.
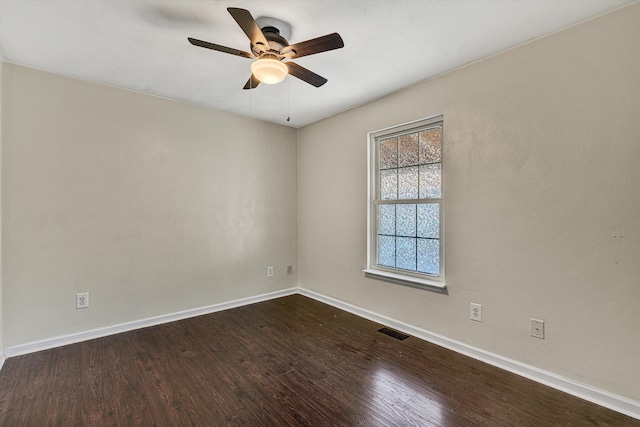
[0,294,637,426]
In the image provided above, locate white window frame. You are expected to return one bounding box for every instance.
[364,115,446,293]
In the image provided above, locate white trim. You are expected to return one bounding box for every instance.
[3,287,297,358]
[368,114,445,139]
[366,116,445,284]
[297,287,640,421]
[363,268,446,292]
[1,286,638,420]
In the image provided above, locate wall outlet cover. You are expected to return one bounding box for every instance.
[76,292,89,309]
[531,318,545,339]
[470,303,482,322]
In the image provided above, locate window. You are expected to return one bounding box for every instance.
[364,116,445,292]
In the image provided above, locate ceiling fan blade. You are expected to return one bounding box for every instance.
[227,8,270,50]
[284,33,344,59]
[243,74,261,90]
[286,62,328,87]
[188,38,253,59]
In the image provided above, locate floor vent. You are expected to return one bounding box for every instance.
[378,327,410,340]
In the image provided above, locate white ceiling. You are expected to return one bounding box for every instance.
[0,0,634,128]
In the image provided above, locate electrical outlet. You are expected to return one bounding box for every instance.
[76,292,89,309]
[267,266,274,277]
[287,265,293,275]
[470,303,482,322]
[531,318,545,339]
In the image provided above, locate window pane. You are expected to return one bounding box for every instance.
[398,133,419,167]
[396,237,417,270]
[419,127,442,164]
[371,117,443,282]
[396,204,416,237]
[380,169,397,200]
[380,137,398,170]
[417,203,439,239]
[378,204,395,235]
[398,166,419,199]
[378,235,396,267]
[419,163,441,199]
[417,238,439,275]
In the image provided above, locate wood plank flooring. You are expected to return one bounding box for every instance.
[0,294,637,426]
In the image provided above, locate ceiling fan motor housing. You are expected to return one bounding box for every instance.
[251,26,290,57]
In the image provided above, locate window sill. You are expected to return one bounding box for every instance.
[363,269,446,293]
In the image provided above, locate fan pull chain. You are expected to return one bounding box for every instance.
[286,78,291,122]
[249,76,252,119]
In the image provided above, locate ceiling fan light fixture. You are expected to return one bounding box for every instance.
[188,8,343,89]
[250,58,288,84]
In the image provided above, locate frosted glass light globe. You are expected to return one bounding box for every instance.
[250,58,288,84]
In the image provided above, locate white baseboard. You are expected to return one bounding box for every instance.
[2,286,638,420]
[4,287,297,358]
[298,287,640,421]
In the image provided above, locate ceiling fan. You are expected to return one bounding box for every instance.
[188,7,344,90]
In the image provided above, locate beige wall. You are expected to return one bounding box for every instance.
[2,64,298,347]
[0,60,3,353]
[297,4,640,401]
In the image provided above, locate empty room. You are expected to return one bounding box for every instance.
[0,0,638,425]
